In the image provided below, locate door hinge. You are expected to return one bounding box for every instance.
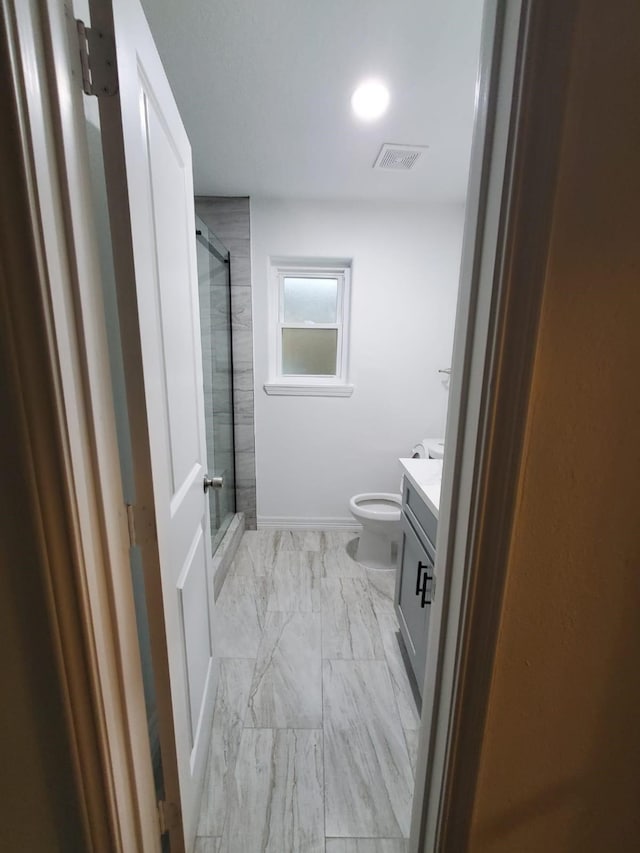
[126,503,136,548]
[157,800,181,835]
[75,19,118,97]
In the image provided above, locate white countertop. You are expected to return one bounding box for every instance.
[399,458,443,518]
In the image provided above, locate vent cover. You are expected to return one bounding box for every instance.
[373,143,428,170]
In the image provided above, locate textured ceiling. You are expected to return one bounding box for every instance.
[140,0,484,202]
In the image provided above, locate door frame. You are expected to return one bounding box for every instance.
[411,0,578,849]
[2,0,160,849]
[3,0,579,849]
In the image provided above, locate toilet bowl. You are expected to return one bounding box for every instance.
[349,492,402,569]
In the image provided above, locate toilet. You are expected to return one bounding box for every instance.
[349,438,444,570]
[349,492,402,569]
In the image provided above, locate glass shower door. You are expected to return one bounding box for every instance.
[195,215,236,553]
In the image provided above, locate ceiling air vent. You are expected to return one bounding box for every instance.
[373,143,428,170]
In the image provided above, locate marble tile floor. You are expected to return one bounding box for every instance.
[198,529,420,852]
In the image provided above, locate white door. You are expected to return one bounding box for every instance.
[89,0,216,848]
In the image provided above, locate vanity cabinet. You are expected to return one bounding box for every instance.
[394,477,437,698]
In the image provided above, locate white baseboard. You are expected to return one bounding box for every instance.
[257,516,361,530]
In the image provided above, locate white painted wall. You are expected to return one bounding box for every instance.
[251,199,465,524]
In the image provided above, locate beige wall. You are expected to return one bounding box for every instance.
[0,11,86,850]
[469,1,640,850]
[0,382,88,852]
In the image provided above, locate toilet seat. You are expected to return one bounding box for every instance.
[350,492,402,521]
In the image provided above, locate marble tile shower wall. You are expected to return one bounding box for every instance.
[196,197,257,529]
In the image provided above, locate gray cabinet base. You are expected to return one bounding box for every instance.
[394,478,438,698]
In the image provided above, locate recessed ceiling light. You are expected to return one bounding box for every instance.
[351,79,390,121]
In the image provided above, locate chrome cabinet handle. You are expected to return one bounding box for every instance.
[203,474,224,492]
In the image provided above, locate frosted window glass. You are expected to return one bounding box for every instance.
[282,328,337,375]
[283,277,338,323]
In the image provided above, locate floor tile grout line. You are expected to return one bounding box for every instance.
[402,727,419,783]
[240,545,269,735]
[364,558,417,830]
[216,655,259,661]
[214,531,268,848]
[319,545,327,846]
[370,589,420,753]
[236,725,324,732]
[292,533,331,849]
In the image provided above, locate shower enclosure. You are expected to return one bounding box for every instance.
[195,215,236,553]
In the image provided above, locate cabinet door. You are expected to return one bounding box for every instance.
[395,513,433,695]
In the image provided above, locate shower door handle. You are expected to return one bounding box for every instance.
[203,474,224,492]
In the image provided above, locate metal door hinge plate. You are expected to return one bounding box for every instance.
[76,19,118,97]
[157,800,181,835]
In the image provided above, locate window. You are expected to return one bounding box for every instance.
[264,259,353,396]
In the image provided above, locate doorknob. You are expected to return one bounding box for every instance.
[203,474,224,492]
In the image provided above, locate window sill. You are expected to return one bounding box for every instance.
[263,382,354,398]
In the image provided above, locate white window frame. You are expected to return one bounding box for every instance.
[264,258,353,397]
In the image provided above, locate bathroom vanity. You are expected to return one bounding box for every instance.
[395,458,442,699]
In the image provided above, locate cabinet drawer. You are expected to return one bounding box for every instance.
[403,479,437,547]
